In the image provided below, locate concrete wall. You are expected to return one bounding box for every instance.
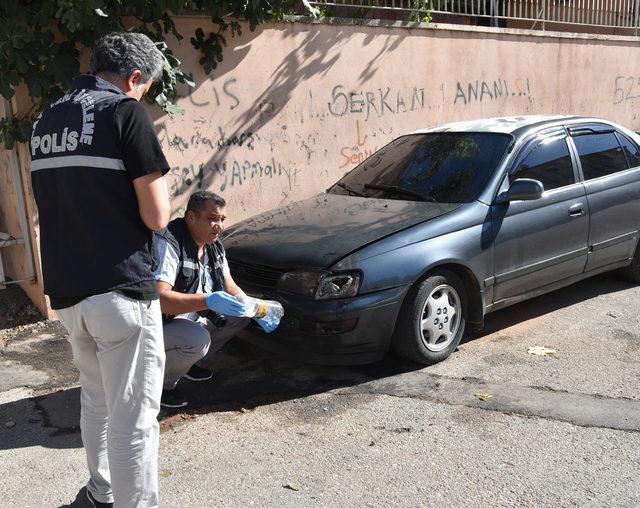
[158,17,640,223]
[1,17,639,316]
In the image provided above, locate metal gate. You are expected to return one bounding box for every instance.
[309,0,640,34]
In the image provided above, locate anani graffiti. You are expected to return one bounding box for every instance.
[453,78,532,105]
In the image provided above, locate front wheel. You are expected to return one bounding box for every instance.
[392,270,467,365]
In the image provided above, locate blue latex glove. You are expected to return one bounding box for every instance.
[255,317,280,333]
[205,291,246,317]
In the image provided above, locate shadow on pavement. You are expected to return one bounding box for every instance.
[159,340,418,422]
[0,339,420,451]
[57,487,90,508]
[159,274,637,420]
[0,272,634,448]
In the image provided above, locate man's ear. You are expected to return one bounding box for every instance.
[125,70,143,93]
[184,210,195,223]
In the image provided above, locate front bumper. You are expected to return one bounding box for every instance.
[237,284,411,365]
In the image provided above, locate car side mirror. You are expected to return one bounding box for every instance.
[496,178,544,203]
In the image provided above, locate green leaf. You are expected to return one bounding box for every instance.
[3,130,14,150]
[0,0,286,149]
[181,74,195,88]
[0,80,15,100]
[163,103,185,115]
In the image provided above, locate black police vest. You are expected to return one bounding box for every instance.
[30,75,157,299]
[157,218,226,318]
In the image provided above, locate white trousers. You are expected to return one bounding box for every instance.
[57,291,165,508]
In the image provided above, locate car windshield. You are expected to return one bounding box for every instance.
[328,132,513,203]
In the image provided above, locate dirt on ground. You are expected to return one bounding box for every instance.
[0,284,44,331]
[0,284,74,390]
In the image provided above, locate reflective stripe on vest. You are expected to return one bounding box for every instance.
[182,260,198,270]
[31,155,126,172]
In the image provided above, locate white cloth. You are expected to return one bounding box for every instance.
[57,292,164,508]
[154,236,230,321]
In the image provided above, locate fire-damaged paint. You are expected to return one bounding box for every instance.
[223,194,460,270]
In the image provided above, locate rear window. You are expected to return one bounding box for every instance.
[327,132,512,203]
[572,132,628,180]
[616,132,640,169]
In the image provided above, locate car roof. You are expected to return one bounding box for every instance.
[411,115,590,135]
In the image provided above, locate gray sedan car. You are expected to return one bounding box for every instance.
[224,115,640,365]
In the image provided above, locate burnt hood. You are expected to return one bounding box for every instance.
[223,194,459,270]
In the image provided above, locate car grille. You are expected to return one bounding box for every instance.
[227,260,284,288]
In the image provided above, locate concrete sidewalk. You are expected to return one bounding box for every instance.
[2,273,640,507]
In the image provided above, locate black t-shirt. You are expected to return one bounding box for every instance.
[49,99,169,310]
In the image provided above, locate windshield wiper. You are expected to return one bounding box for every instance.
[334,182,366,197]
[363,184,438,202]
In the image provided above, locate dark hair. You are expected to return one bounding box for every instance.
[90,32,164,83]
[187,191,226,215]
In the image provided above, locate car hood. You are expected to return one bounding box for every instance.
[223,194,459,270]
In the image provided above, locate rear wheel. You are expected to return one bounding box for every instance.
[392,270,467,365]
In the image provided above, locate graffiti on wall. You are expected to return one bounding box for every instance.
[613,76,640,104]
[339,120,380,169]
[451,78,532,106]
[187,77,241,110]
[160,125,255,154]
[307,85,426,120]
[161,74,538,202]
[168,157,287,196]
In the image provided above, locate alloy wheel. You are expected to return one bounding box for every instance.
[419,283,461,352]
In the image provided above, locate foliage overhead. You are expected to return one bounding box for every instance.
[0,0,302,149]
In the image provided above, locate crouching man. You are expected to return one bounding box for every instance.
[155,190,271,408]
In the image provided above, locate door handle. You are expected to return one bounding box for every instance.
[569,203,584,217]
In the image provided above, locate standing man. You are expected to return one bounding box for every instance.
[155,191,278,409]
[30,32,171,508]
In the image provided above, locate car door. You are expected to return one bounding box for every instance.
[491,129,589,303]
[567,125,640,271]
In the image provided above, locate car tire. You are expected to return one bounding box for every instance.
[619,242,640,282]
[392,269,467,365]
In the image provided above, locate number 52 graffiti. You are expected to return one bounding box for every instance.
[614,76,640,104]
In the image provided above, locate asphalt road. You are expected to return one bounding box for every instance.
[1,272,639,507]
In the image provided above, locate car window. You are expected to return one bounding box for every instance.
[510,136,575,191]
[327,132,512,203]
[615,132,640,169]
[572,132,628,180]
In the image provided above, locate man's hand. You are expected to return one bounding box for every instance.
[205,291,246,316]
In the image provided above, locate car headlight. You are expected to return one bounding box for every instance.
[278,271,361,300]
[315,272,360,300]
[277,271,324,297]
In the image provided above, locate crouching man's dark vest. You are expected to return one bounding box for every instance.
[157,217,226,321]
